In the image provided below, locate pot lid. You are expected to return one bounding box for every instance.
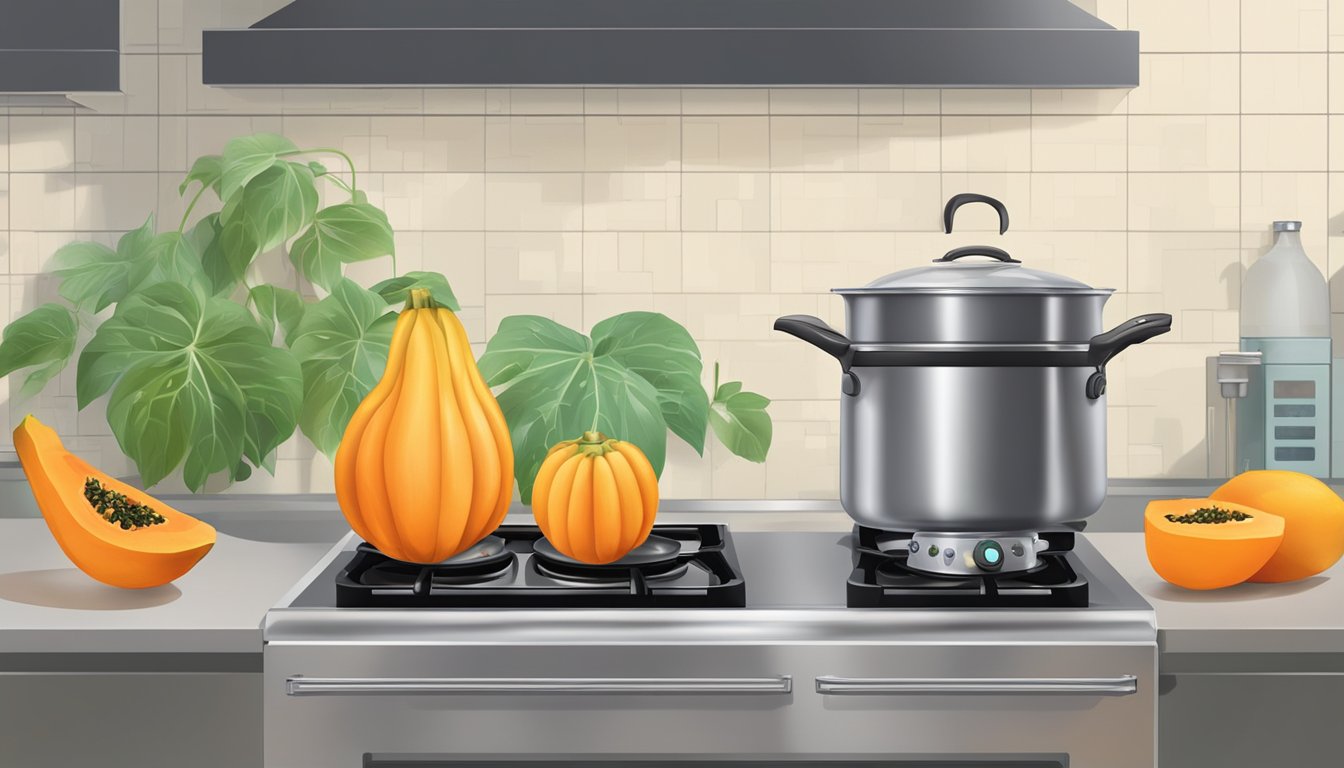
[835,193,1114,295]
[835,254,1111,295]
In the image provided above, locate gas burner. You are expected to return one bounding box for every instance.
[353,535,517,593]
[531,535,689,583]
[333,524,746,607]
[849,526,1088,608]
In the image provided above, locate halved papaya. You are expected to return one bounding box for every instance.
[1211,470,1344,583]
[1144,499,1284,590]
[13,415,215,589]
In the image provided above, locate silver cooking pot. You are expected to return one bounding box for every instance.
[775,194,1172,532]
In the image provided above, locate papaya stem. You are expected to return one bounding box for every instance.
[404,287,435,311]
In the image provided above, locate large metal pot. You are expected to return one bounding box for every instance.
[775,194,1172,533]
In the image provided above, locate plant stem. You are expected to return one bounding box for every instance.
[712,361,721,396]
[177,183,209,233]
[283,147,358,200]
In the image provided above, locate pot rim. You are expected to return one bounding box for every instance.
[849,341,1091,353]
[832,287,1116,296]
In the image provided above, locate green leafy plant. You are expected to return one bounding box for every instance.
[479,314,773,503]
[0,133,446,490]
[0,132,774,495]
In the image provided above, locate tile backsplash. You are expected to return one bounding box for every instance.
[2,0,1343,496]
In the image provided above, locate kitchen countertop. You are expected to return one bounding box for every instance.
[0,519,330,656]
[2,515,1342,658]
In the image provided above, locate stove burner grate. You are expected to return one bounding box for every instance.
[848,526,1089,608]
[531,535,689,583]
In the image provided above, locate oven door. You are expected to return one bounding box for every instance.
[265,643,1154,768]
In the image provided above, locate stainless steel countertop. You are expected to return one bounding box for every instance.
[0,519,330,655]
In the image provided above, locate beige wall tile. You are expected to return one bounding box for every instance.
[942,117,1031,172]
[485,232,583,294]
[74,117,158,172]
[72,173,161,231]
[1241,54,1327,113]
[1330,54,1344,110]
[770,232,904,296]
[484,173,582,231]
[486,89,585,115]
[582,173,680,231]
[9,174,76,231]
[857,89,941,115]
[1127,233,1242,317]
[1241,115,1328,171]
[0,116,7,174]
[1241,173,1330,262]
[1030,89,1128,115]
[682,117,770,171]
[582,232,682,293]
[583,89,682,115]
[1128,54,1240,114]
[1027,173,1127,231]
[423,90,487,115]
[762,400,840,498]
[772,173,941,231]
[1330,116,1344,170]
[584,116,680,172]
[1128,115,1240,172]
[857,116,940,172]
[1031,116,1127,172]
[1130,0,1239,51]
[681,89,770,115]
[0,178,7,233]
[370,116,485,172]
[682,233,771,293]
[9,117,74,172]
[372,172,484,231]
[768,89,858,115]
[770,116,859,171]
[938,90,1031,115]
[1241,0,1328,52]
[409,232,487,307]
[485,116,584,172]
[276,115,370,169]
[681,173,771,232]
[1128,173,1240,231]
[483,294,584,338]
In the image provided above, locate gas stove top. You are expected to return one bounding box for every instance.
[329,524,746,608]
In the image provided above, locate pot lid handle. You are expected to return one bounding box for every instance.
[943,193,1009,235]
[935,245,1021,264]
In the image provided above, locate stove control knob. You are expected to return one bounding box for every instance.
[1010,543,1025,558]
[908,540,920,554]
[973,540,1005,572]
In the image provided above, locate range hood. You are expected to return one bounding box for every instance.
[0,0,120,104]
[203,0,1139,88]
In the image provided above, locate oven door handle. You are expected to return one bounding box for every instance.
[286,675,793,696]
[814,675,1138,696]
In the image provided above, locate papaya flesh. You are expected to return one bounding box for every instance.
[1144,499,1284,590]
[1211,470,1344,583]
[14,415,216,589]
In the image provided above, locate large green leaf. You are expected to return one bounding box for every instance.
[0,304,78,399]
[479,315,667,504]
[179,154,223,196]
[219,133,298,201]
[221,161,318,253]
[188,212,243,295]
[75,283,302,490]
[288,279,396,457]
[709,376,772,463]
[592,312,708,454]
[370,270,460,311]
[248,284,306,345]
[52,217,155,312]
[132,231,210,296]
[288,203,395,290]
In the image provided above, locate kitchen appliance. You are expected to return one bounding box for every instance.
[1206,351,1263,476]
[204,0,1139,89]
[774,194,1172,539]
[264,522,1157,767]
[1237,221,1332,478]
[0,0,120,106]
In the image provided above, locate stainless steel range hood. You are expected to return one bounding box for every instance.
[0,0,120,103]
[202,0,1139,88]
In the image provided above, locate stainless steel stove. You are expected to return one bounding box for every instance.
[264,523,1157,768]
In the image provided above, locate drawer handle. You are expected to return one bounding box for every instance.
[815,675,1138,696]
[287,675,793,696]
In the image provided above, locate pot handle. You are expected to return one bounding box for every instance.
[935,245,1021,264]
[1084,313,1173,399]
[943,193,1010,235]
[774,314,853,370]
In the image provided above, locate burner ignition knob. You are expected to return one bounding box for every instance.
[1010,543,1025,557]
[973,540,1005,572]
